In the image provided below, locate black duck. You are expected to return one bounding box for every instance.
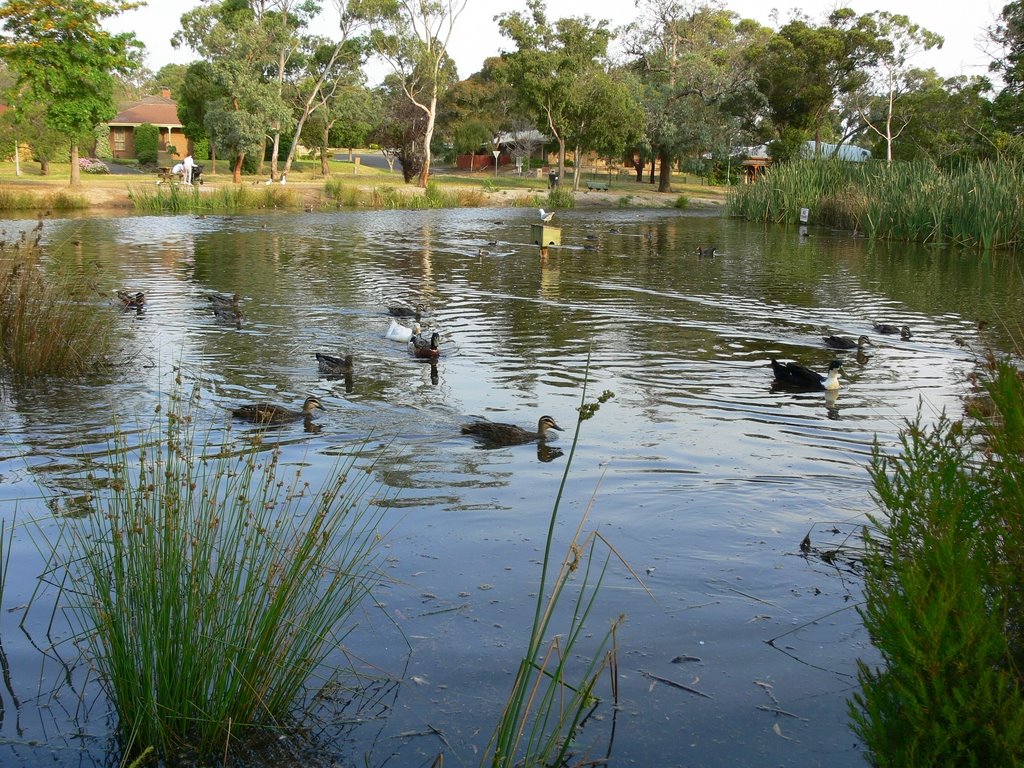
[232,396,325,425]
[461,415,563,446]
[315,352,353,375]
[771,358,843,390]
[873,323,911,339]
[823,334,871,351]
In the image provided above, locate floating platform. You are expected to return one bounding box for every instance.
[530,223,561,246]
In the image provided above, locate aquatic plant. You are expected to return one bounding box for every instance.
[546,186,575,210]
[0,228,115,377]
[128,184,299,213]
[728,159,1024,251]
[0,185,88,211]
[483,385,628,768]
[851,355,1024,765]
[56,382,390,763]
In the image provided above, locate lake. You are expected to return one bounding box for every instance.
[0,205,1016,767]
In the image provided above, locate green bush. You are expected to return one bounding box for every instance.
[546,186,575,210]
[134,123,159,167]
[851,360,1024,766]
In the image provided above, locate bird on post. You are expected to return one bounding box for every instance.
[538,208,555,223]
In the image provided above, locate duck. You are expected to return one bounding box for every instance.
[873,322,912,339]
[116,290,145,310]
[461,415,563,446]
[387,302,424,319]
[411,331,441,359]
[823,334,871,351]
[386,319,420,342]
[538,208,555,223]
[696,244,717,258]
[207,292,240,307]
[771,358,843,390]
[315,352,353,375]
[212,302,242,327]
[232,396,324,424]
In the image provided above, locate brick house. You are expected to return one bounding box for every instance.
[108,88,187,161]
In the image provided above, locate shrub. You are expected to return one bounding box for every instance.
[79,157,110,174]
[134,123,160,166]
[546,186,575,210]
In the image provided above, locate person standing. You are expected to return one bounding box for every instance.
[183,153,195,185]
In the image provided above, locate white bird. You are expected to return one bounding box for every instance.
[539,208,555,223]
[386,319,420,342]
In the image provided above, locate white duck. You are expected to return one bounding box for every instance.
[386,319,420,342]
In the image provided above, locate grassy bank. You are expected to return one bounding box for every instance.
[728,159,1024,251]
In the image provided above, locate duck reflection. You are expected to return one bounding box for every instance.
[536,443,564,462]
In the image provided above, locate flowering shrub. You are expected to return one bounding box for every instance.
[79,157,110,174]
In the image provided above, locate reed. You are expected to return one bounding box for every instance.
[56,382,390,763]
[851,355,1024,765]
[0,186,88,211]
[728,158,1024,251]
[129,184,300,213]
[483,386,624,768]
[546,186,575,210]
[0,229,117,377]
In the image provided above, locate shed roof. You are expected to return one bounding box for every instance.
[110,95,182,127]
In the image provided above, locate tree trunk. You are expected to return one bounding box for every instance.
[270,131,281,179]
[70,142,81,187]
[634,157,644,181]
[233,152,245,184]
[211,142,217,175]
[418,94,438,188]
[40,158,49,176]
[320,124,330,176]
[657,146,672,193]
[257,136,267,178]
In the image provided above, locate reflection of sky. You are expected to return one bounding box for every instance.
[1,208,1014,766]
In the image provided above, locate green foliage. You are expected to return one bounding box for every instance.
[192,138,210,162]
[133,123,160,166]
[851,362,1024,766]
[727,158,1024,251]
[0,229,117,377]
[546,186,575,210]
[58,382,389,762]
[674,194,690,209]
[129,184,298,213]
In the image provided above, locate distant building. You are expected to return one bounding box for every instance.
[738,140,871,183]
[108,88,186,161]
[802,141,871,162]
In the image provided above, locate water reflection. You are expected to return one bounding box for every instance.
[1,207,1020,767]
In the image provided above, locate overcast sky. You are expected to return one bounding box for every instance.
[110,0,1001,84]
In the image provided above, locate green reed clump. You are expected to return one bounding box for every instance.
[56,383,390,764]
[129,184,299,213]
[729,158,1024,250]
[0,186,88,211]
[483,386,626,768]
[0,230,116,377]
[323,177,365,207]
[851,358,1024,766]
[546,186,575,210]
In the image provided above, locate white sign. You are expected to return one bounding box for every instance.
[799,207,809,223]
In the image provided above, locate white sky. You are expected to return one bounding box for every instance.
[110,0,1001,84]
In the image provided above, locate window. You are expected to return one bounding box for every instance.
[112,129,126,151]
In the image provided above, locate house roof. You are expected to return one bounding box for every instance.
[109,95,182,128]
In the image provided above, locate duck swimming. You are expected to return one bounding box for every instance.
[696,244,717,258]
[387,303,424,320]
[771,358,843,390]
[117,290,145,310]
[823,334,871,351]
[207,292,240,307]
[873,323,912,339]
[232,396,324,424]
[315,352,353,375]
[411,331,441,359]
[386,319,420,342]
[461,415,563,446]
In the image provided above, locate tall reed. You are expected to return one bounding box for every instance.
[129,184,299,213]
[483,385,623,768]
[728,159,1024,251]
[0,228,117,376]
[0,186,88,211]
[56,382,391,763]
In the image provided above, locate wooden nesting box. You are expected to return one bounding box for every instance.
[530,224,561,246]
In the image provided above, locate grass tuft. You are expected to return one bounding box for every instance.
[56,382,390,763]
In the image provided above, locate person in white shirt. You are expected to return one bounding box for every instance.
[183,154,195,185]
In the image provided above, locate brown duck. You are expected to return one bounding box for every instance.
[461,415,563,446]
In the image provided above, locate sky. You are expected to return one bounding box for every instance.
[109,0,1003,85]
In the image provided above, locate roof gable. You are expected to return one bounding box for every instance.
[110,95,182,127]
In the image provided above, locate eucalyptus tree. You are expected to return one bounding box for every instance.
[622,0,766,192]
[300,73,378,174]
[747,8,882,156]
[175,1,288,182]
[990,1,1024,136]
[496,0,613,183]
[0,0,142,186]
[850,13,943,162]
[362,0,468,187]
[178,61,224,170]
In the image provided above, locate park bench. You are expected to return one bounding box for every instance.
[585,180,610,191]
[156,166,179,185]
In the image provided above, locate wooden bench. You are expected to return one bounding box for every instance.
[156,167,179,185]
[585,180,610,191]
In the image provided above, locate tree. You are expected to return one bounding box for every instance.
[990,1,1024,135]
[496,0,612,183]
[364,0,468,187]
[853,13,942,162]
[624,1,766,192]
[178,61,224,170]
[149,63,190,100]
[0,0,142,186]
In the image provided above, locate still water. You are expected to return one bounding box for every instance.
[0,206,1018,767]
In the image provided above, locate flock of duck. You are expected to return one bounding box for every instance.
[770,322,912,391]
[116,289,564,446]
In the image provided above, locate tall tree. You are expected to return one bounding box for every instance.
[496,0,612,183]
[364,0,468,187]
[990,1,1024,135]
[624,1,765,192]
[0,0,142,186]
